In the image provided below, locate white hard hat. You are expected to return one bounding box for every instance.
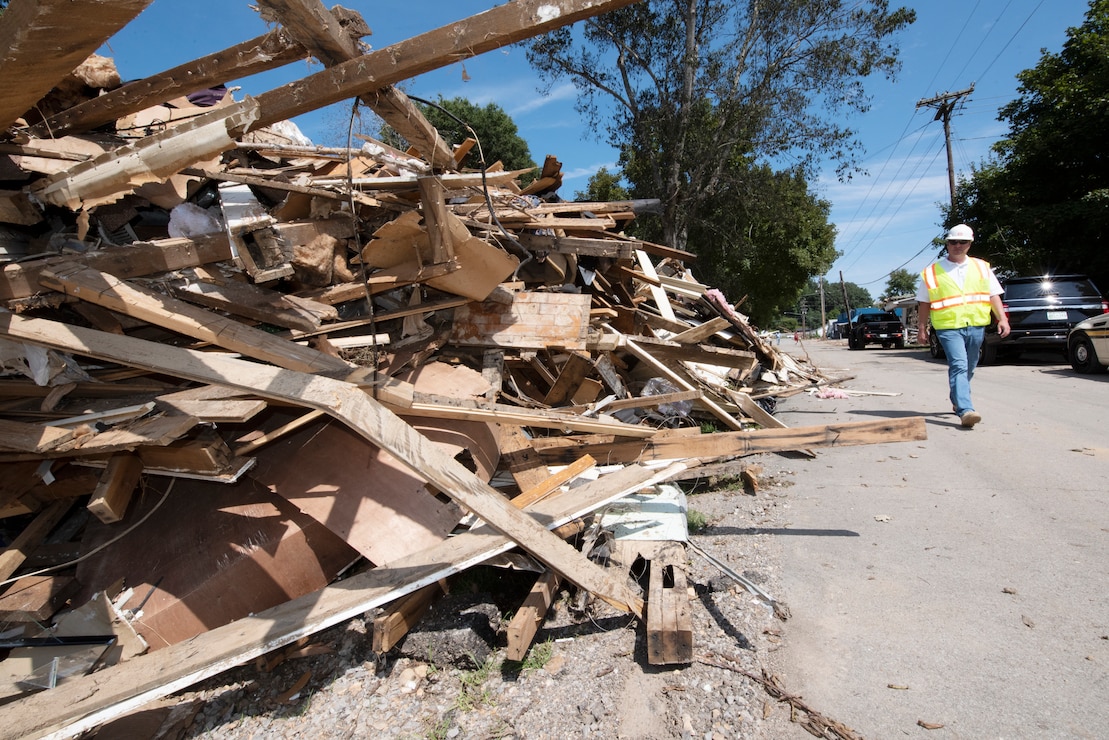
[946,223,974,241]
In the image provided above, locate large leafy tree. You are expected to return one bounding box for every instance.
[576,166,630,202]
[527,0,915,251]
[381,96,537,184]
[801,278,873,319]
[527,0,912,323]
[949,0,1109,289]
[688,164,838,326]
[878,268,918,302]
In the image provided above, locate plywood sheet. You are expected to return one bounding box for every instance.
[73,477,359,650]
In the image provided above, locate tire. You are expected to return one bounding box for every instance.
[979,340,998,365]
[894,339,905,349]
[928,331,944,359]
[1069,333,1108,373]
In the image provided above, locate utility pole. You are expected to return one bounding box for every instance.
[916,84,974,212]
[819,277,827,340]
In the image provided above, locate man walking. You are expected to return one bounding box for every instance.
[916,224,1010,428]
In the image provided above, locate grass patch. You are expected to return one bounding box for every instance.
[687,508,709,533]
[453,655,499,713]
[520,639,554,673]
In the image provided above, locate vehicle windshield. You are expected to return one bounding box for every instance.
[1003,279,1101,300]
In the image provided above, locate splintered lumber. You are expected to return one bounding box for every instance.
[31,100,261,211]
[506,570,562,661]
[248,0,640,130]
[39,265,351,375]
[0,0,154,129]
[1,460,685,740]
[528,417,929,464]
[616,333,746,431]
[0,313,646,617]
[510,455,597,510]
[499,425,553,492]
[29,28,306,138]
[85,453,143,524]
[170,277,337,333]
[0,234,234,302]
[0,419,75,453]
[257,0,456,170]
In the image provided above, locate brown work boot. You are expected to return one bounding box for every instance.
[960,411,982,428]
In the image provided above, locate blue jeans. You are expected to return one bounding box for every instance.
[936,326,985,416]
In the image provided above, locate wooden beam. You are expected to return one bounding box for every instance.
[0,313,646,615]
[256,0,457,170]
[372,582,447,654]
[247,0,639,130]
[39,265,352,375]
[645,542,693,665]
[0,0,154,129]
[543,352,595,407]
[86,453,143,524]
[506,570,562,661]
[528,416,930,464]
[0,234,234,302]
[29,28,306,138]
[0,455,683,740]
[510,455,597,510]
[31,100,261,211]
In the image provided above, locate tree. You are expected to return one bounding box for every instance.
[576,166,629,202]
[685,164,838,327]
[381,96,537,185]
[878,268,918,303]
[526,0,915,250]
[805,279,873,319]
[949,0,1109,290]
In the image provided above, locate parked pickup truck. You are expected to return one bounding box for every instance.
[848,312,904,350]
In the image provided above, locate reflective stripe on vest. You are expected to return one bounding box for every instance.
[922,258,993,329]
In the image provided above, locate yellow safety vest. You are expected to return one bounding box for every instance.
[921,258,993,329]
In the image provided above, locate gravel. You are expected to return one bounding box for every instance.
[99,460,803,740]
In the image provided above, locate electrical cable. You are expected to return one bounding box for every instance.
[0,477,176,588]
[404,95,534,277]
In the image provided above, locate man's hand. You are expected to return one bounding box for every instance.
[996,319,1011,338]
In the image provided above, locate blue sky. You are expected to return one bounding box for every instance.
[99,0,1093,294]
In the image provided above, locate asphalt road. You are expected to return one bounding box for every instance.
[768,339,1108,740]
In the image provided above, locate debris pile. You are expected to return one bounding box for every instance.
[0,2,927,737]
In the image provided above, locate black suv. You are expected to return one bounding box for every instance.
[981,275,1108,363]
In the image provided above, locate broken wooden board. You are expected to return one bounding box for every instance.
[31,99,261,211]
[0,234,234,303]
[0,0,153,129]
[529,416,930,464]
[249,416,466,566]
[0,574,78,622]
[451,291,592,350]
[39,265,351,375]
[73,476,361,652]
[360,209,518,301]
[505,569,562,661]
